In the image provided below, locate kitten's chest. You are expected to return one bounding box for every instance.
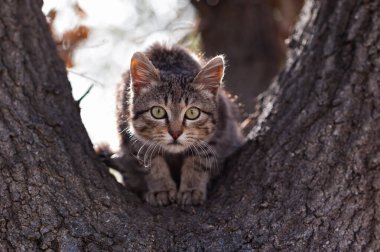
[164,153,184,186]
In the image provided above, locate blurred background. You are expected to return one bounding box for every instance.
[42,0,304,149]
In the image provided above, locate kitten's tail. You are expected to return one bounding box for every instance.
[95,143,117,168]
[94,143,147,195]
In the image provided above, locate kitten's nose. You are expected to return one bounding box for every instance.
[169,128,183,140]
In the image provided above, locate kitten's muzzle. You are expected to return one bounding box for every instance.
[168,128,183,140]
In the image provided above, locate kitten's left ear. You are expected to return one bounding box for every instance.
[193,55,225,95]
[130,52,160,95]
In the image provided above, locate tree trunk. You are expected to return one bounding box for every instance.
[1,0,380,251]
[191,0,285,112]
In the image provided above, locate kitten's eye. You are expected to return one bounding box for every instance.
[185,107,200,120]
[151,106,166,119]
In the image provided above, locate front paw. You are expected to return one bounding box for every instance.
[177,189,206,206]
[144,188,177,206]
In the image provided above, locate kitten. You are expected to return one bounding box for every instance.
[110,43,243,206]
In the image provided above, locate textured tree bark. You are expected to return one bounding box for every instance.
[191,0,285,112]
[1,0,380,251]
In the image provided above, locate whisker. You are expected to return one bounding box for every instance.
[137,141,148,162]
[188,144,196,168]
[191,140,218,171]
[119,127,129,134]
[148,143,159,168]
[196,142,211,170]
[198,140,219,171]
[143,144,154,168]
[192,144,203,171]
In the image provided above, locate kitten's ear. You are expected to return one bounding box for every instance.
[130,52,160,95]
[193,55,225,95]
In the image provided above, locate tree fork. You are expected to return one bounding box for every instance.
[0,0,379,251]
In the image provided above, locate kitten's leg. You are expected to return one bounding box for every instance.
[143,156,177,206]
[177,157,211,206]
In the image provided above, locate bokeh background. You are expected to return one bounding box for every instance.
[42,0,304,149]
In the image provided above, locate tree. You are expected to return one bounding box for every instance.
[191,0,303,112]
[1,0,379,250]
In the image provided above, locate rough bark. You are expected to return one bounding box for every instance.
[1,0,380,251]
[191,0,285,112]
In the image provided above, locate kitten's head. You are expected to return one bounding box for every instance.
[128,50,224,153]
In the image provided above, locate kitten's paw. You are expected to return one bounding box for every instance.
[177,189,206,206]
[144,189,176,206]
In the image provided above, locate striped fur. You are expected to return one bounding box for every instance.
[116,43,243,206]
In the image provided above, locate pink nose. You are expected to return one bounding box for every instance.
[169,129,183,140]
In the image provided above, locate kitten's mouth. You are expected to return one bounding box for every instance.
[168,141,182,146]
[164,140,187,153]
[168,140,181,145]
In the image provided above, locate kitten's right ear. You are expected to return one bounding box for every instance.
[130,52,160,95]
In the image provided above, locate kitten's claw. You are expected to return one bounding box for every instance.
[177,189,206,206]
[144,189,176,206]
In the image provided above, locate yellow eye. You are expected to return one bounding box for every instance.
[151,106,166,119]
[185,107,200,120]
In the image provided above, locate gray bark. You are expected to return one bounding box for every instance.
[1,0,379,251]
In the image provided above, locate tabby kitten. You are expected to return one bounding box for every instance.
[116,44,243,206]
